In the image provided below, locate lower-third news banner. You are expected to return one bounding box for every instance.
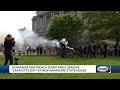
[0,65,120,73]
[9,65,96,73]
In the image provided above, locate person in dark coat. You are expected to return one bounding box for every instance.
[118,44,120,56]
[114,43,118,56]
[92,43,96,58]
[79,45,84,57]
[36,46,39,55]
[86,43,92,58]
[4,34,15,65]
[39,45,43,55]
[102,42,108,58]
[60,42,66,58]
[83,45,87,54]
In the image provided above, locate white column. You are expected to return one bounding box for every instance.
[59,11,61,15]
[61,11,64,15]
[53,11,55,16]
[45,13,46,31]
[36,16,38,30]
[51,11,53,19]
[38,16,40,30]
[41,15,43,31]
[75,11,77,15]
[40,16,41,28]
[42,15,45,31]
[52,11,54,18]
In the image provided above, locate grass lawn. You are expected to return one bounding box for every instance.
[0,55,120,79]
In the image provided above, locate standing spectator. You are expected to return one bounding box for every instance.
[79,45,84,57]
[114,43,118,56]
[26,46,29,55]
[33,47,36,55]
[118,44,120,56]
[36,46,39,55]
[48,46,52,55]
[43,47,47,55]
[102,42,108,58]
[4,34,15,65]
[39,45,43,55]
[86,43,92,58]
[60,42,66,58]
[92,43,96,58]
[29,46,31,55]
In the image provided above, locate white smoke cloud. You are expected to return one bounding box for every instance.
[0,30,61,52]
[0,32,8,44]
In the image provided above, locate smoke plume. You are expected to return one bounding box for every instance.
[0,30,61,52]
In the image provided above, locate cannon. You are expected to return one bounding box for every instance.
[66,46,81,58]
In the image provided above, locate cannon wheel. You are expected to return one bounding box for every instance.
[66,49,75,58]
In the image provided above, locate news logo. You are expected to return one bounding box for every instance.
[96,65,111,73]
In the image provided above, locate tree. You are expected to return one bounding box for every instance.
[82,11,120,44]
[48,14,83,46]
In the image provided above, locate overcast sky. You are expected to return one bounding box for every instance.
[0,11,36,33]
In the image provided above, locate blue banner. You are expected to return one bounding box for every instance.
[0,65,9,73]
[111,65,120,73]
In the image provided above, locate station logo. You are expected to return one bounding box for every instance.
[96,65,111,73]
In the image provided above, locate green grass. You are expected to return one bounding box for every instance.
[0,55,120,79]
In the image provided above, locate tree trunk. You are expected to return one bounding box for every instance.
[116,32,119,45]
[116,37,119,45]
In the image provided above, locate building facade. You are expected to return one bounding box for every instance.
[32,11,83,38]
